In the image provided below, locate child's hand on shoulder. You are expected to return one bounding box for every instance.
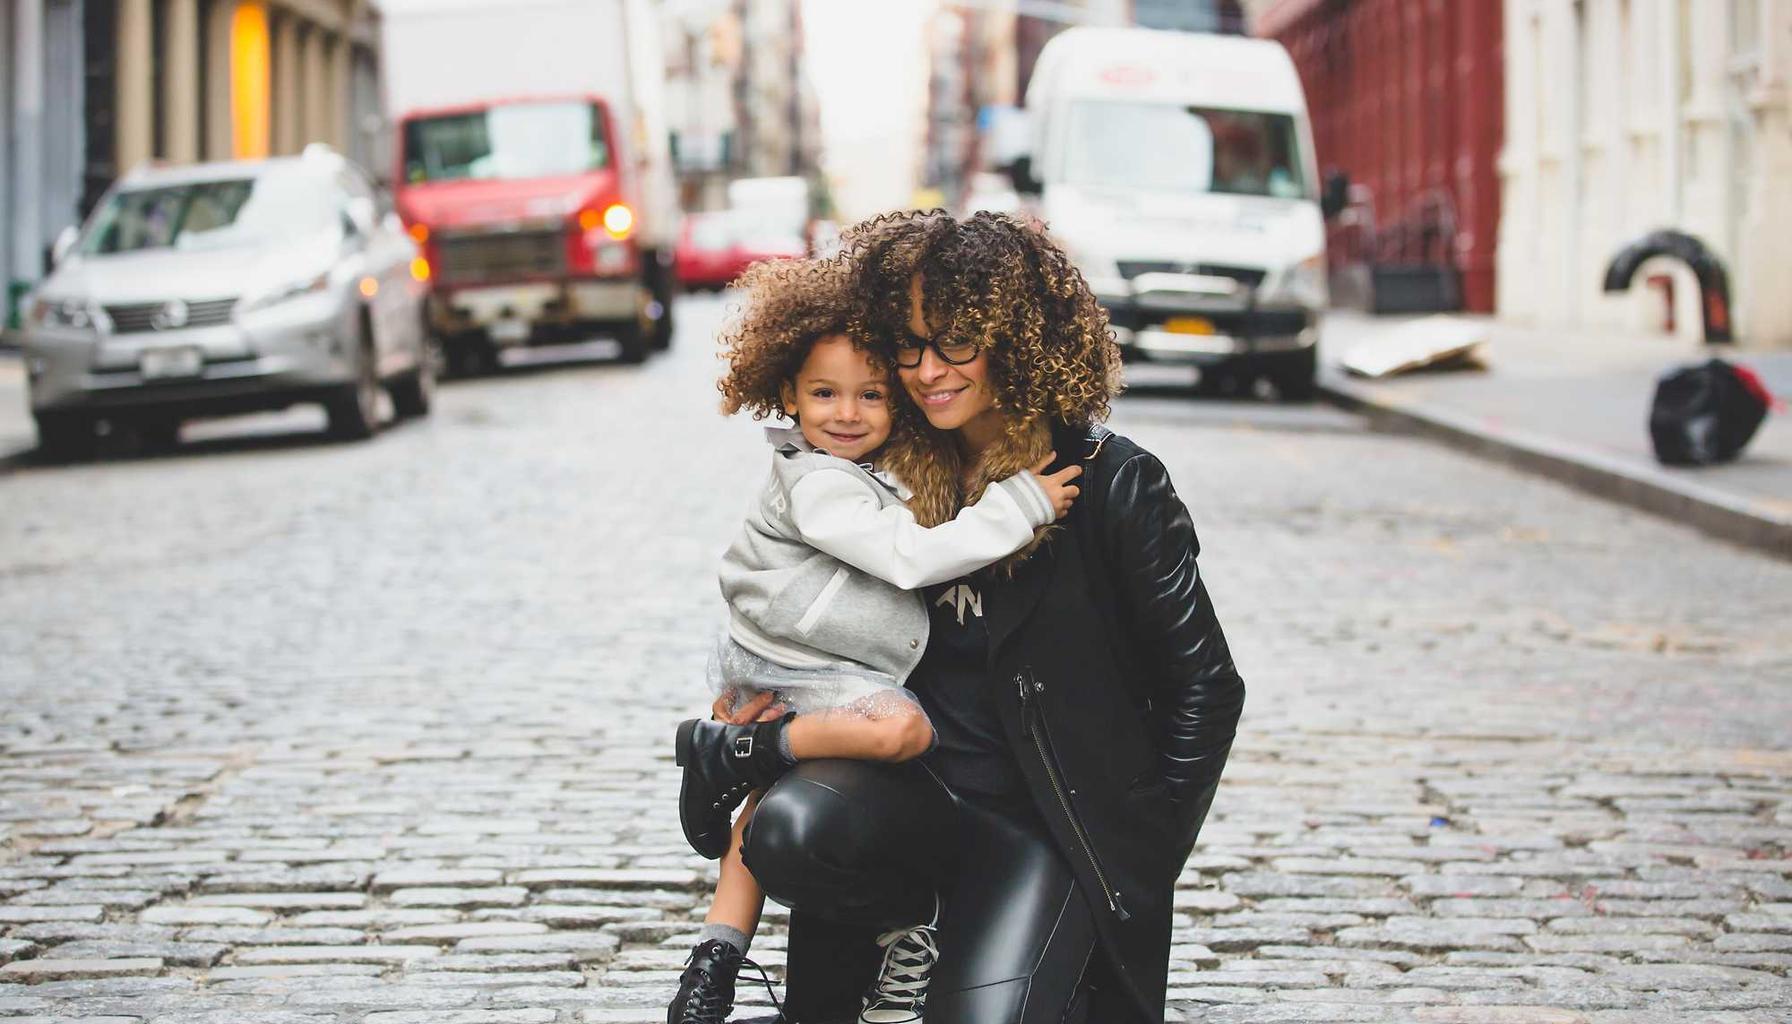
[1031,452,1083,520]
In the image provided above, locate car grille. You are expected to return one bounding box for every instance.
[104,297,238,334]
[1116,262,1267,289]
[438,230,567,284]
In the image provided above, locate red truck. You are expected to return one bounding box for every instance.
[383,0,678,373]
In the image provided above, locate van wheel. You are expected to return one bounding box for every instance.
[138,417,183,452]
[35,412,97,462]
[326,327,381,440]
[1270,348,1319,402]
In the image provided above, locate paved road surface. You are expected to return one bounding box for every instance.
[2,295,1788,1022]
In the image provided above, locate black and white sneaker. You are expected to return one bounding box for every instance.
[857,919,939,1024]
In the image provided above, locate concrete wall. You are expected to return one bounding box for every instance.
[1498,0,1792,348]
[5,0,85,328]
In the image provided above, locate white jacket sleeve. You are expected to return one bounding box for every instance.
[787,469,1056,590]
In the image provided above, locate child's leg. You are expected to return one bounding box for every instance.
[703,792,766,941]
[784,702,934,763]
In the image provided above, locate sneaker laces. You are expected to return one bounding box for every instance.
[861,922,939,1016]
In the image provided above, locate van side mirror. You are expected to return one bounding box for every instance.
[1321,171,1350,220]
[51,226,80,266]
[1008,156,1041,196]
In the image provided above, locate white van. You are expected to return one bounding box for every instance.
[1015,28,1327,397]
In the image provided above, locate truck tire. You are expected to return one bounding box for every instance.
[326,327,382,441]
[444,333,496,379]
[34,412,97,462]
[648,252,676,351]
[614,319,649,365]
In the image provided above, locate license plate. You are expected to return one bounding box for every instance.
[1162,316,1216,336]
[488,319,530,343]
[140,346,203,380]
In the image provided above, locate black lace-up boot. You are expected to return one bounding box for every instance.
[667,938,744,1024]
[674,715,799,859]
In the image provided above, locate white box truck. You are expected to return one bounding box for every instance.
[1014,27,1327,397]
[381,0,678,369]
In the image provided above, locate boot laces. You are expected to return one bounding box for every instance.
[675,942,781,1024]
[861,922,938,1020]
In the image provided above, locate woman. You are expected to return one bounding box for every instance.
[738,210,1246,1024]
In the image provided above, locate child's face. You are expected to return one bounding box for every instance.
[781,334,893,463]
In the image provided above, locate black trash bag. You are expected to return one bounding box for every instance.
[1648,358,1772,466]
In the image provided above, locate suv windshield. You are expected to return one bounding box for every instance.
[1061,101,1308,199]
[81,170,339,255]
[403,101,610,183]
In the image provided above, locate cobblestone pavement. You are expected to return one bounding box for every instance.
[1,297,1789,1023]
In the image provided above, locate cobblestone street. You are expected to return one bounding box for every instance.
[1,296,1789,1023]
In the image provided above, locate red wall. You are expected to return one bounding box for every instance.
[1258,0,1504,313]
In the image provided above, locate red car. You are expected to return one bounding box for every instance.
[674,211,806,291]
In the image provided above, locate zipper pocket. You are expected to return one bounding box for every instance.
[794,567,849,636]
[1017,669,1131,921]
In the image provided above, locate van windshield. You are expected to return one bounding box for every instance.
[403,101,610,183]
[1060,101,1307,199]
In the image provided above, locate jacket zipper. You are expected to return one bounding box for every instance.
[1017,669,1131,922]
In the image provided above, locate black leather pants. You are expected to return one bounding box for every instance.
[742,759,1097,1024]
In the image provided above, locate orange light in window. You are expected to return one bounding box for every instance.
[230,3,272,159]
[602,203,635,240]
[358,277,379,298]
[408,223,429,244]
[410,257,431,282]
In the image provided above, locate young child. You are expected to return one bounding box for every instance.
[667,258,1080,1024]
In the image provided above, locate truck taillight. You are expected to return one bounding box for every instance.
[408,222,430,245]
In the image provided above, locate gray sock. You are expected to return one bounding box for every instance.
[700,923,751,956]
[777,723,796,763]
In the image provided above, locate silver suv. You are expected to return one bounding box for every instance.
[20,146,434,457]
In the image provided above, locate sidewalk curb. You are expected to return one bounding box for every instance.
[1319,375,1792,561]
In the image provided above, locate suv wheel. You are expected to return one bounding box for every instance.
[390,334,437,418]
[34,412,97,462]
[326,328,381,440]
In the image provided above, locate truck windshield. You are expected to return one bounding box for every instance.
[403,101,610,183]
[404,101,612,182]
[1061,101,1308,199]
[81,171,339,255]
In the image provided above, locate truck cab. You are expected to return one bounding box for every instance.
[382,0,678,373]
[395,94,670,369]
[1017,28,1326,398]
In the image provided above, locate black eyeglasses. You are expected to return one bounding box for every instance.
[892,330,979,368]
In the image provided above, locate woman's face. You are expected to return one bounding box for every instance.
[896,276,1002,442]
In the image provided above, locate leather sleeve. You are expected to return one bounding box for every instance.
[1102,451,1246,816]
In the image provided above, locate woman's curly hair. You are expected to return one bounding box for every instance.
[843,209,1122,443]
[716,255,889,419]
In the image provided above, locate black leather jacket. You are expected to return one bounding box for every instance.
[980,422,1245,1021]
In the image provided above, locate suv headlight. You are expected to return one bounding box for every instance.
[241,271,330,314]
[27,296,100,332]
[1260,253,1328,309]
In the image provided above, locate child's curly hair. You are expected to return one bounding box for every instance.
[716,255,889,419]
[843,209,1121,442]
